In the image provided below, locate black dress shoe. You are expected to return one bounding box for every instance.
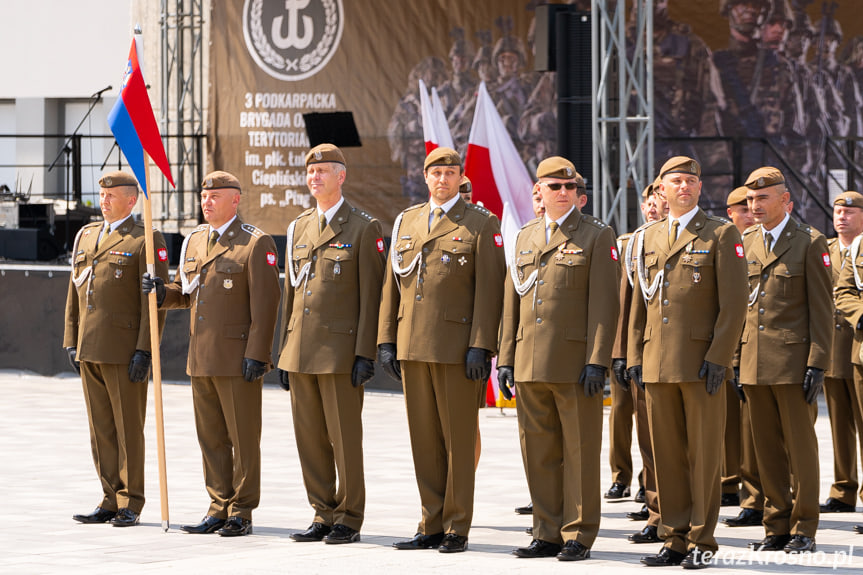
[217,516,252,537]
[604,482,631,500]
[110,508,140,527]
[784,534,816,553]
[723,508,763,527]
[855,524,863,534]
[820,497,856,513]
[629,525,661,543]
[681,549,712,570]
[291,522,331,542]
[515,502,533,515]
[393,532,445,549]
[748,534,790,551]
[513,539,561,558]
[323,524,360,544]
[181,515,226,534]
[557,540,590,561]
[634,486,646,503]
[627,504,650,521]
[641,546,686,566]
[438,533,468,553]
[720,493,740,507]
[72,506,116,524]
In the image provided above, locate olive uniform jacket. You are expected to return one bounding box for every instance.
[378,198,505,362]
[826,238,854,379]
[162,218,281,377]
[628,209,748,383]
[278,200,386,374]
[828,236,863,367]
[739,218,832,384]
[64,218,168,363]
[612,232,634,359]
[499,211,620,382]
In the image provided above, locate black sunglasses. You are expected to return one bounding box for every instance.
[542,182,578,191]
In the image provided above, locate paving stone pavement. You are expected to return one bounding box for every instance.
[2,369,862,573]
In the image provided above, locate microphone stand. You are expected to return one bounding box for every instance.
[48,85,112,251]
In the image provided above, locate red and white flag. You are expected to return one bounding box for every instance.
[419,79,454,154]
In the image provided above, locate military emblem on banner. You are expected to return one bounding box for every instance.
[243,0,344,82]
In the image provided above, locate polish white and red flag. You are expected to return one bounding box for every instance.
[418,79,454,153]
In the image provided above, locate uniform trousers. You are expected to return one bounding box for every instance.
[80,361,148,513]
[739,397,764,510]
[608,377,635,487]
[401,361,482,537]
[517,380,603,547]
[824,376,863,505]
[290,372,365,530]
[743,384,819,537]
[647,381,725,554]
[190,375,262,520]
[721,384,742,495]
[634,384,660,527]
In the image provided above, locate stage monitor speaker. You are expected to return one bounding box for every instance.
[556,11,593,190]
[0,228,61,261]
[534,4,577,72]
[303,112,362,148]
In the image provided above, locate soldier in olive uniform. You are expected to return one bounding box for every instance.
[438,27,477,152]
[834,193,863,535]
[739,167,832,554]
[628,157,748,569]
[722,186,766,528]
[143,171,281,537]
[821,192,863,514]
[498,157,619,561]
[277,145,386,545]
[65,170,168,527]
[379,147,505,553]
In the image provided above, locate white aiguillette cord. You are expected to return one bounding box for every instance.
[851,234,863,291]
[509,228,539,308]
[286,219,312,291]
[70,227,92,288]
[634,227,664,304]
[178,228,207,295]
[389,211,422,293]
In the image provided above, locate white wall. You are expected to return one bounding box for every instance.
[0,1,133,99]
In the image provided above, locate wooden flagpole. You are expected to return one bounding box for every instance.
[141,151,170,531]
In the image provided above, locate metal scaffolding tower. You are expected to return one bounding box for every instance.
[592,0,654,233]
[160,0,205,231]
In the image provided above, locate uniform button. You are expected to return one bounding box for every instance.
[201,268,207,274]
[198,316,203,321]
[306,290,312,296]
[662,317,668,324]
[759,308,764,314]
[312,256,317,261]
[423,248,429,254]
[418,278,423,284]
[462,317,467,323]
[837,324,842,329]
[763,273,768,280]
[802,337,808,342]
[199,300,203,305]
[88,305,94,311]
[310,273,315,279]
[336,256,340,260]
[665,264,671,270]
[760,291,766,297]
[88,291,93,295]
[538,280,545,285]
[304,308,310,315]
[241,333,246,339]
[92,259,98,264]
[663,299,669,306]
[540,262,546,267]
[421,263,427,269]
[664,281,670,287]
[537,299,542,305]
[758,325,764,331]
[349,329,354,334]
[536,318,542,324]
[416,295,422,301]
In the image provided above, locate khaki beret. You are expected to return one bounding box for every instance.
[305,143,346,167]
[536,156,576,180]
[641,182,653,199]
[459,175,472,194]
[201,171,242,192]
[744,166,785,190]
[659,156,701,179]
[726,186,749,206]
[98,170,138,189]
[834,191,863,209]
[424,147,462,171]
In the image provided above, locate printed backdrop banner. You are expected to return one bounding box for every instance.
[210,1,863,235]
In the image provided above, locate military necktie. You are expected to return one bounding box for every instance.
[96,224,109,249]
[841,247,848,269]
[430,207,444,232]
[548,221,559,244]
[207,230,220,255]
[669,219,679,249]
[319,213,327,234]
[764,232,773,254]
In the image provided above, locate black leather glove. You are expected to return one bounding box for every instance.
[142,272,166,307]
[66,347,81,375]
[242,357,267,382]
[802,366,824,405]
[351,356,375,388]
[465,347,492,382]
[278,369,290,392]
[127,350,151,383]
[729,366,746,402]
[377,343,401,381]
[628,365,644,391]
[612,358,629,391]
[579,364,607,398]
[498,366,515,400]
[699,360,726,395]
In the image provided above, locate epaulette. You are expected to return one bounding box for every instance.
[742,224,759,236]
[403,203,425,213]
[584,215,607,229]
[83,221,102,230]
[634,219,661,233]
[707,215,730,224]
[241,223,264,237]
[795,221,820,237]
[522,217,544,230]
[351,207,374,222]
[466,203,491,216]
[298,207,315,219]
[827,237,837,248]
[617,232,633,242]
